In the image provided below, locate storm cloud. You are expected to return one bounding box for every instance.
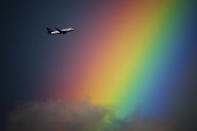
[6,99,178,131]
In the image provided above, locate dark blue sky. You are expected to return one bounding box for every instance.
[2,0,118,129]
[2,0,197,130]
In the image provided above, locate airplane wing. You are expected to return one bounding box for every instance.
[50,31,60,35]
[55,28,63,32]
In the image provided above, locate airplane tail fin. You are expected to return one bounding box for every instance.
[46,27,52,33]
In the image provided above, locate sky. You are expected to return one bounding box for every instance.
[2,0,197,130]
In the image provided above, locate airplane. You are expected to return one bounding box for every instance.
[46,27,74,35]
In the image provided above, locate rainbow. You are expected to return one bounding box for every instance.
[52,1,190,119]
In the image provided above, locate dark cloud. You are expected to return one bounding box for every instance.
[6,99,178,131]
